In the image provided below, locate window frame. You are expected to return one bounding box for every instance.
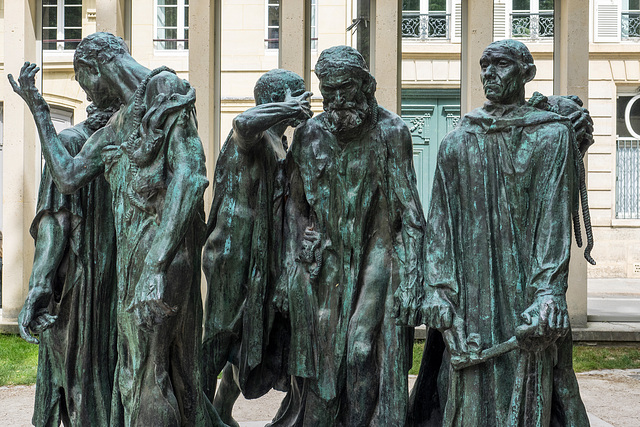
[265,0,319,52]
[42,0,83,52]
[154,0,189,52]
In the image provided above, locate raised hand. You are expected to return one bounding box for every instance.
[284,87,314,122]
[8,62,46,110]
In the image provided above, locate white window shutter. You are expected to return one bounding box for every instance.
[451,0,462,43]
[493,1,507,40]
[594,0,621,43]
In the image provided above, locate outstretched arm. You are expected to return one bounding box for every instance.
[234,89,312,151]
[8,62,106,193]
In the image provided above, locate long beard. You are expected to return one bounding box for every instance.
[324,95,370,137]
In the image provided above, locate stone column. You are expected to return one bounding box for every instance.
[279,0,312,86]
[554,0,589,328]
[460,0,494,115]
[1,0,38,321]
[189,0,221,209]
[96,0,126,37]
[370,0,401,113]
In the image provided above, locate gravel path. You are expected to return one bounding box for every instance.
[1,371,638,426]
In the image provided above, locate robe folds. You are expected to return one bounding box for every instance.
[202,127,289,398]
[32,123,118,427]
[283,107,425,425]
[411,103,589,426]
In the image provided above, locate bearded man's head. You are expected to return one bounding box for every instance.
[315,46,377,136]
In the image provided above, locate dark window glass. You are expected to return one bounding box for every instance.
[403,0,420,11]
[429,0,446,12]
[269,5,279,26]
[65,6,82,27]
[43,6,57,28]
[43,28,58,50]
[513,0,530,10]
[539,0,554,10]
[64,28,81,49]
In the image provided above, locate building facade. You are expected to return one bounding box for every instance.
[0,0,636,329]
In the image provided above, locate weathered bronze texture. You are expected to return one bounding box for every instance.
[201,69,312,427]
[278,45,425,426]
[10,61,119,424]
[10,32,223,426]
[408,39,591,426]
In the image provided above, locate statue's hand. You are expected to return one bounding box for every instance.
[394,284,422,327]
[18,286,56,344]
[284,87,314,122]
[127,267,177,331]
[8,62,45,109]
[568,108,594,156]
[421,291,454,331]
[518,294,569,351]
[273,283,289,316]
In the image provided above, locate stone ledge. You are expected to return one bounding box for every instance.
[416,323,640,343]
[0,320,19,335]
[573,322,640,343]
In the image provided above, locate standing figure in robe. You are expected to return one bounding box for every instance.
[411,39,591,426]
[9,32,223,426]
[10,90,119,426]
[279,45,425,426]
[202,69,312,426]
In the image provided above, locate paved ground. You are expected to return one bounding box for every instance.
[588,278,640,322]
[1,371,639,426]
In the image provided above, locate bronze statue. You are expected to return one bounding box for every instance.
[10,61,119,425]
[9,33,222,426]
[408,39,591,426]
[278,45,425,426]
[201,69,312,426]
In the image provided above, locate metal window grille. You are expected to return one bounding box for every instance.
[616,138,640,219]
[622,11,640,39]
[401,12,450,40]
[510,12,554,39]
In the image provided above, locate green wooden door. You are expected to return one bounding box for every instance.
[401,89,460,214]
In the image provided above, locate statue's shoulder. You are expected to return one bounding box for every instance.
[146,69,189,97]
[377,106,408,132]
[290,116,325,152]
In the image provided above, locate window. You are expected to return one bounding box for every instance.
[510,0,554,39]
[622,0,640,39]
[402,0,449,40]
[43,0,82,51]
[155,0,189,50]
[265,0,318,51]
[616,93,640,219]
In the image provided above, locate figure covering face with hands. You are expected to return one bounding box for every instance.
[201,69,312,427]
[9,32,222,426]
[279,45,425,426]
[410,39,590,426]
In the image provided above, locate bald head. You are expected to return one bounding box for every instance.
[480,39,536,105]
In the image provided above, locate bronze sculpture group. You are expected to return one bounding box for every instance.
[9,33,593,426]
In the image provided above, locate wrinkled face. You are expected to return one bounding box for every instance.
[319,70,362,111]
[75,64,118,109]
[480,48,525,104]
[319,69,371,136]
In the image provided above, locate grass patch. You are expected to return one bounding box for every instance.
[2,335,640,387]
[0,334,39,386]
[573,345,640,373]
